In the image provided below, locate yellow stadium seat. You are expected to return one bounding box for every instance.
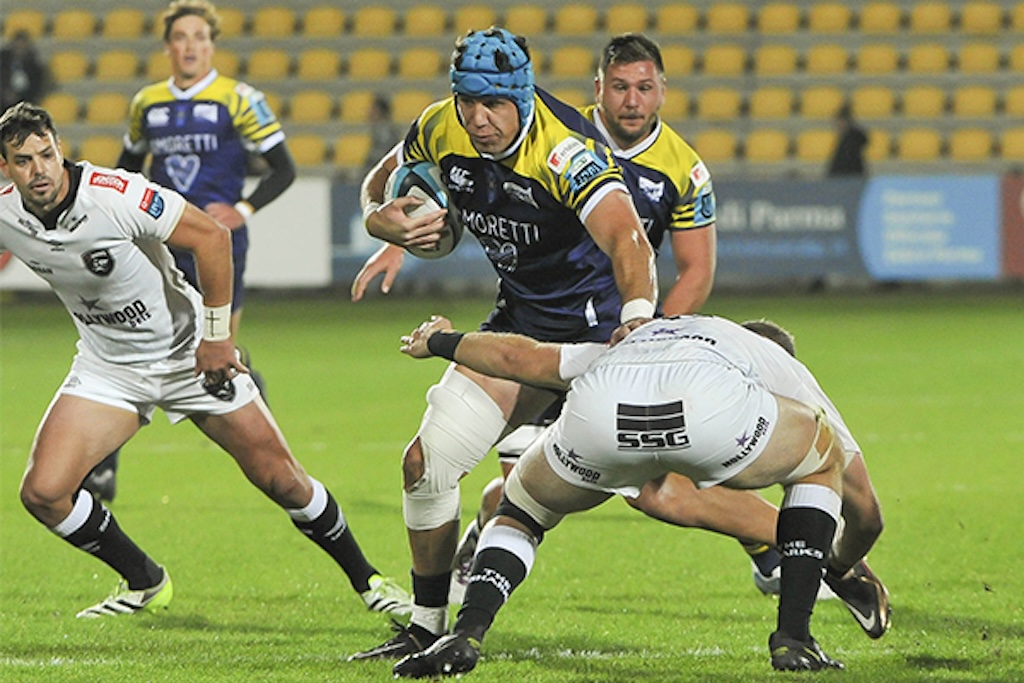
[752,44,798,76]
[548,46,594,78]
[704,3,750,33]
[906,43,950,73]
[1012,3,1024,31]
[1001,128,1024,160]
[795,129,837,163]
[50,51,91,85]
[452,6,498,34]
[959,2,1003,34]
[800,86,844,119]
[215,8,246,38]
[701,44,747,77]
[404,5,447,37]
[52,9,98,40]
[288,90,335,123]
[655,4,699,34]
[605,4,649,33]
[251,7,297,38]
[549,87,589,109]
[748,87,793,119]
[757,2,802,33]
[296,48,342,81]
[661,45,696,75]
[948,128,993,161]
[351,7,397,37]
[94,50,139,83]
[951,86,996,118]
[855,44,900,74]
[3,10,46,39]
[77,136,123,167]
[339,90,376,124]
[334,132,373,171]
[692,128,738,164]
[744,129,790,163]
[347,48,392,80]
[84,92,130,126]
[1008,44,1024,71]
[896,127,942,160]
[288,134,329,167]
[858,2,902,33]
[866,129,892,161]
[1005,86,1024,117]
[661,89,689,120]
[805,44,849,75]
[957,43,1001,73]
[908,1,952,33]
[102,8,148,39]
[851,85,895,119]
[246,49,292,81]
[392,89,436,124]
[504,6,548,35]
[212,49,241,78]
[396,47,444,80]
[144,51,168,80]
[553,4,599,35]
[807,3,851,32]
[902,86,947,118]
[41,93,81,124]
[302,6,346,37]
[696,87,742,121]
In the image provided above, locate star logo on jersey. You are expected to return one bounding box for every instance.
[165,154,201,193]
[736,432,751,447]
[77,295,103,311]
[82,249,114,277]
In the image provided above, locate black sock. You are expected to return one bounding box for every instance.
[454,545,528,642]
[291,489,376,593]
[58,492,162,589]
[412,570,450,608]
[748,544,782,577]
[776,507,837,641]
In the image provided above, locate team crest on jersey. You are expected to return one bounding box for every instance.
[82,248,114,276]
[638,176,665,203]
[89,172,128,194]
[193,103,219,124]
[502,182,539,208]
[139,188,166,218]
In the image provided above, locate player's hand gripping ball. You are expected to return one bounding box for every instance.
[384,161,463,259]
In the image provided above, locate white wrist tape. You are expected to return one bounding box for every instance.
[202,303,232,342]
[620,298,656,323]
[362,201,381,222]
[233,201,253,219]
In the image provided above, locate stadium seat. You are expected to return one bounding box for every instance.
[549,87,589,109]
[858,2,903,33]
[246,49,292,81]
[855,44,900,74]
[393,89,438,124]
[347,48,392,80]
[806,3,851,32]
[696,87,742,121]
[704,3,750,33]
[296,48,342,81]
[906,43,950,74]
[553,5,599,35]
[334,132,373,172]
[902,86,947,118]
[795,129,837,163]
[504,6,548,35]
[94,50,139,82]
[952,86,997,118]
[744,129,790,163]
[1012,3,1024,31]
[351,7,397,37]
[251,7,297,38]
[1004,86,1024,117]
[866,129,892,161]
[605,4,649,33]
[908,1,952,33]
[214,8,246,38]
[654,4,700,34]
[52,9,98,39]
[804,44,849,75]
[288,90,335,123]
[452,5,497,34]
[212,49,241,78]
[302,6,346,37]
[287,134,329,167]
[752,44,798,76]
[661,89,689,120]
[896,127,943,160]
[701,44,747,77]
[661,45,697,75]
[41,93,81,124]
[1008,44,1024,71]
[756,2,802,34]
[49,51,91,85]
[396,47,444,80]
[851,85,895,120]
[339,90,376,124]
[692,128,738,164]
[3,10,46,39]
[84,92,129,126]
[548,45,595,78]
[144,50,168,80]
[959,1,1003,34]
[800,86,844,119]
[102,8,148,39]
[1000,127,1024,160]
[748,87,793,119]
[77,135,123,167]
[404,5,447,37]
[957,42,1001,74]
[948,128,993,161]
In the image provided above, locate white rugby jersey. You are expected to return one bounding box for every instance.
[0,161,198,365]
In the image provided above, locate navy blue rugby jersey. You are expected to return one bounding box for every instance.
[401,88,632,343]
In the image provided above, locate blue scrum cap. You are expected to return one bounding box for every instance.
[450,28,535,131]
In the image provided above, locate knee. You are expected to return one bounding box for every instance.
[19,475,66,522]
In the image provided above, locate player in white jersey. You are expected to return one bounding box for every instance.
[391,313,890,676]
[0,102,410,619]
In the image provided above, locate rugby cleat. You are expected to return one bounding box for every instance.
[76,570,172,618]
[361,574,413,616]
[393,633,481,678]
[769,631,844,671]
[347,619,440,661]
[824,559,891,639]
[752,561,838,601]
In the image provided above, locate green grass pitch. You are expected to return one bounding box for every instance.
[1,289,1022,682]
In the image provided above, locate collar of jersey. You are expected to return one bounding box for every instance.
[590,109,662,161]
[168,69,219,101]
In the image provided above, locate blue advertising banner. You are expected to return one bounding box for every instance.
[857,176,1000,281]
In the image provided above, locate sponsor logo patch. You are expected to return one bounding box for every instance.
[616,401,690,450]
[89,172,128,194]
[547,138,586,173]
[139,188,166,218]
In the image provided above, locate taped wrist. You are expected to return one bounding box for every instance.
[427,331,465,360]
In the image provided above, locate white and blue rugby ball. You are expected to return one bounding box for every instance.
[384,161,463,259]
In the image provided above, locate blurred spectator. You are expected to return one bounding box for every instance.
[365,94,402,172]
[0,31,50,111]
[827,105,868,177]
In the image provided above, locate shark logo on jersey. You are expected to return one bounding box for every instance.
[165,154,200,193]
[448,165,474,193]
[82,248,114,276]
[637,176,665,203]
[502,182,539,208]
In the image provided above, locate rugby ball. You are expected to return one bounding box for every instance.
[383,161,463,259]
